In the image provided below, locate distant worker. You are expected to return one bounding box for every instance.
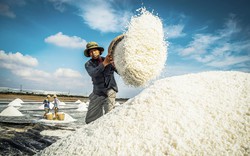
[53,94,60,116]
[84,42,118,124]
[43,96,50,118]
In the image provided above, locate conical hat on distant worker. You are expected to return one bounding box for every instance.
[84,42,104,57]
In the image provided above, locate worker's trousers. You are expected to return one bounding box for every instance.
[85,89,116,124]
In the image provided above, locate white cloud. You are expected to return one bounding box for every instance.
[179,34,219,56]
[175,17,250,70]
[47,0,71,12]
[44,32,87,49]
[218,14,241,38]
[164,24,186,39]
[210,43,231,57]
[0,50,50,82]
[80,1,131,33]
[194,55,215,63]
[15,68,51,82]
[0,50,38,68]
[0,3,16,18]
[206,55,250,68]
[0,50,85,93]
[54,68,82,78]
[48,0,132,33]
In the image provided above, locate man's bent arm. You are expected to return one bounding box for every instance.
[85,62,105,77]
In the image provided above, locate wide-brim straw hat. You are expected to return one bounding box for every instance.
[84,42,104,57]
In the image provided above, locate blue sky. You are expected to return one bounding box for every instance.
[0,0,249,98]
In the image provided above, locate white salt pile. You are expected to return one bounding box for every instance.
[114,102,120,107]
[75,100,82,103]
[8,98,23,106]
[0,106,24,116]
[40,130,73,138]
[113,8,167,87]
[14,98,23,103]
[38,71,249,155]
[77,102,88,111]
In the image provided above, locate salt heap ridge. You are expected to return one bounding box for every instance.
[38,71,250,155]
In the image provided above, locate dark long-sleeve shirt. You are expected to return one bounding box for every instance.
[85,57,118,96]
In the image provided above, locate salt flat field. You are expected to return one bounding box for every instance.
[0,99,123,155]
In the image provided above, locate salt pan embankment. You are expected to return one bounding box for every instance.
[38,71,250,155]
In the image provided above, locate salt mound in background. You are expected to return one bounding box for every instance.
[38,71,249,155]
[113,8,167,87]
[77,102,88,111]
[8,98,23,106]
[13,98,23,103]
[52,100,66,106]
[75,100,82,103]
[0,106,24,116]
[59,102,66,105]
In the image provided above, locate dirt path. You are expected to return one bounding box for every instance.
[0,93,88,102]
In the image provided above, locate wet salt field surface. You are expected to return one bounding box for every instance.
[0,99,125,155]
[0,101,87,126]
[0,122,61,155]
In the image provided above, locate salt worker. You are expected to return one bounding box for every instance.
[43,96,50,118]
[53,94,60,117]
[84,41,118,124]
